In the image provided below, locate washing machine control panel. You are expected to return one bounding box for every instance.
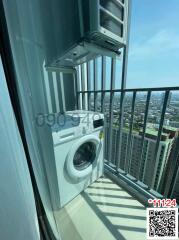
[52,111,104,145]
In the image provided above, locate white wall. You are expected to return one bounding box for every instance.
[0,57,40,240]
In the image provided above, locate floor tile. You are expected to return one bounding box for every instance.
[54,176,147,240]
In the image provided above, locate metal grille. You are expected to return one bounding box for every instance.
[76,56,179,196]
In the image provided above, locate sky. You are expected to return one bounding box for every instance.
[126,0,179,88]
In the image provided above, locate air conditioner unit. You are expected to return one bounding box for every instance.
[47,0,128,71]
[80,0,128,52]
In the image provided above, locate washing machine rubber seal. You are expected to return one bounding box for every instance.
[66,135,100,179]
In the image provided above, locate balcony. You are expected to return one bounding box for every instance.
[76,56,179,206]
[2,0,179,239]
[50,57,179,239]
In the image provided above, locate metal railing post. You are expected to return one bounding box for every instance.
[94,59,98,111]
[101,56,106,113]
[108,58,116,164]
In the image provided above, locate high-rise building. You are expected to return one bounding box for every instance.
[105,126,178,192]
[122,129,174,190]
[171,168,179,204]
[159,131,179,202]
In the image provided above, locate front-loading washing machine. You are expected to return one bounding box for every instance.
[50,110,104,208]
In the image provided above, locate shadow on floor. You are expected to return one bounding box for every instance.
[82,177,146,240]
[82,192,126,240]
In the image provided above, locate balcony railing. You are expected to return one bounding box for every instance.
[76,56,179,204]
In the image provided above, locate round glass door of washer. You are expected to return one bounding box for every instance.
[73,141,96,170]
[66,135,100,179]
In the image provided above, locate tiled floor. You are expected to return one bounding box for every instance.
[54,177,147,240]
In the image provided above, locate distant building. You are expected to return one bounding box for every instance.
[105,125,178,192]
[159,131,179,203]
[127,129,174,191]
[170,121,179,129]
[171,168,179,204]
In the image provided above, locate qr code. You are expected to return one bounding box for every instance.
[147,208,178,239]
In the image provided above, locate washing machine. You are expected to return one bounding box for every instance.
[51,110,104,208]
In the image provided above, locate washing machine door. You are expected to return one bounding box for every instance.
[66,135,100,179]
